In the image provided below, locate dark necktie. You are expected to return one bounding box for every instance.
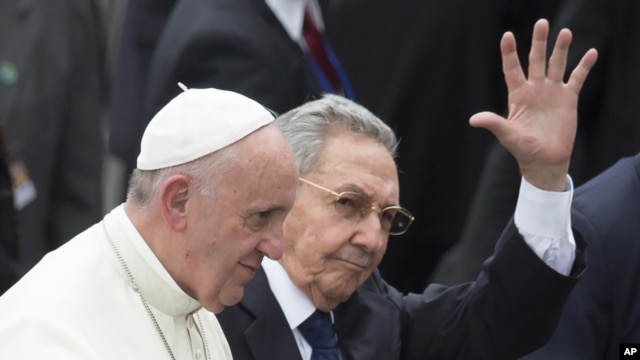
[302,10,342,94]
[298,310,340,360]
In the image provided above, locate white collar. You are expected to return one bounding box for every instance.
[264,0,325,43]
[262,257,317,329]
[113,204,201,314]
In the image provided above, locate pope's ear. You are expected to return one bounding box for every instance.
[161,175,190,232]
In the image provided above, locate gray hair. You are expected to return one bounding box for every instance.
[274,94,398,175]
[126,145,236,208]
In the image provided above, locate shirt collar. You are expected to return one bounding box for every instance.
[262,257,317,329]
[264,0,324,43]
[115,204,201,314]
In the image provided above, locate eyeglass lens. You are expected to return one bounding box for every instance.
[334,192,412,235]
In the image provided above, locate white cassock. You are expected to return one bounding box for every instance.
[0,205,232,359]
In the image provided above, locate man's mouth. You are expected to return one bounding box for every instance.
[240,263,258,276]
[330,255,371,270]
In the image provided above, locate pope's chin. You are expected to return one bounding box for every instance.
[205,287,245,314]
[216,277,249,308]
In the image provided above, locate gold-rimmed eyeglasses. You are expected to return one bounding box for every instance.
[299,177,415,235]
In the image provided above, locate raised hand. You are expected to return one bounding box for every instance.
[469,19,598,191]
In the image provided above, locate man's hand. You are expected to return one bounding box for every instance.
[469,19,598,191]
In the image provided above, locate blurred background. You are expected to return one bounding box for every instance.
[3,0,639,295]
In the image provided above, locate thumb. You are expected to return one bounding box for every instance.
[469,111,508,138]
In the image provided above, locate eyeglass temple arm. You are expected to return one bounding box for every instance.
[298,177,341,197]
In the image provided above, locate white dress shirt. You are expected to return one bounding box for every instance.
[264,0,325,44]
[263,257,320,359]
[514,176,576,275]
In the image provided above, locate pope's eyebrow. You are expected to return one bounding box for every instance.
[247,204,289,216]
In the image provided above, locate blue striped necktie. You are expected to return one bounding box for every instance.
[298,310,340,360]
[302,9,357,101]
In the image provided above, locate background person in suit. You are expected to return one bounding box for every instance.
[430,0,640,286]
[105,0,354,177]
[108,0,178,176]
[521,151,640,359]
[217,19,597,359]
[0,0,107,272]
[0,124,20,294]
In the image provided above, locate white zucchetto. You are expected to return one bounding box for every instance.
[137,86,275,170]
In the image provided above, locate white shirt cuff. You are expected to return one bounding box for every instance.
[514,175,576,276]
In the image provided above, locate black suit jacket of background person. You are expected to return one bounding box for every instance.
[553,0,640,184]
[521,153,640,360]
[138,0,324,169]
[324,0,565,294]
[0,125,20,293]
[109,0,178,173]
[0,0,106,270]
[217,227,587,360]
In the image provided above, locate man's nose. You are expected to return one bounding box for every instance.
[351,212,386,251]
[257,232,284,260]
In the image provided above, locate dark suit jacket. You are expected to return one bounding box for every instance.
[0,125,20,293]
[0,0,105,270]
[552,0,640,183]
[109,0,178,172]
[218,229,587,360]
[132,0,324,169]
[522,153,640,360]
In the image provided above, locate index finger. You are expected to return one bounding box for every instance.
[500,31,526,91]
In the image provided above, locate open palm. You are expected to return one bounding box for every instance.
[470,19,598,191]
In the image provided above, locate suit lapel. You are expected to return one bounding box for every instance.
[242,268,303,360]
[250,0,324,98]
[237,269,400,359]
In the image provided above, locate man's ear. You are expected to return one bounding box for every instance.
[161,175,191,232]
